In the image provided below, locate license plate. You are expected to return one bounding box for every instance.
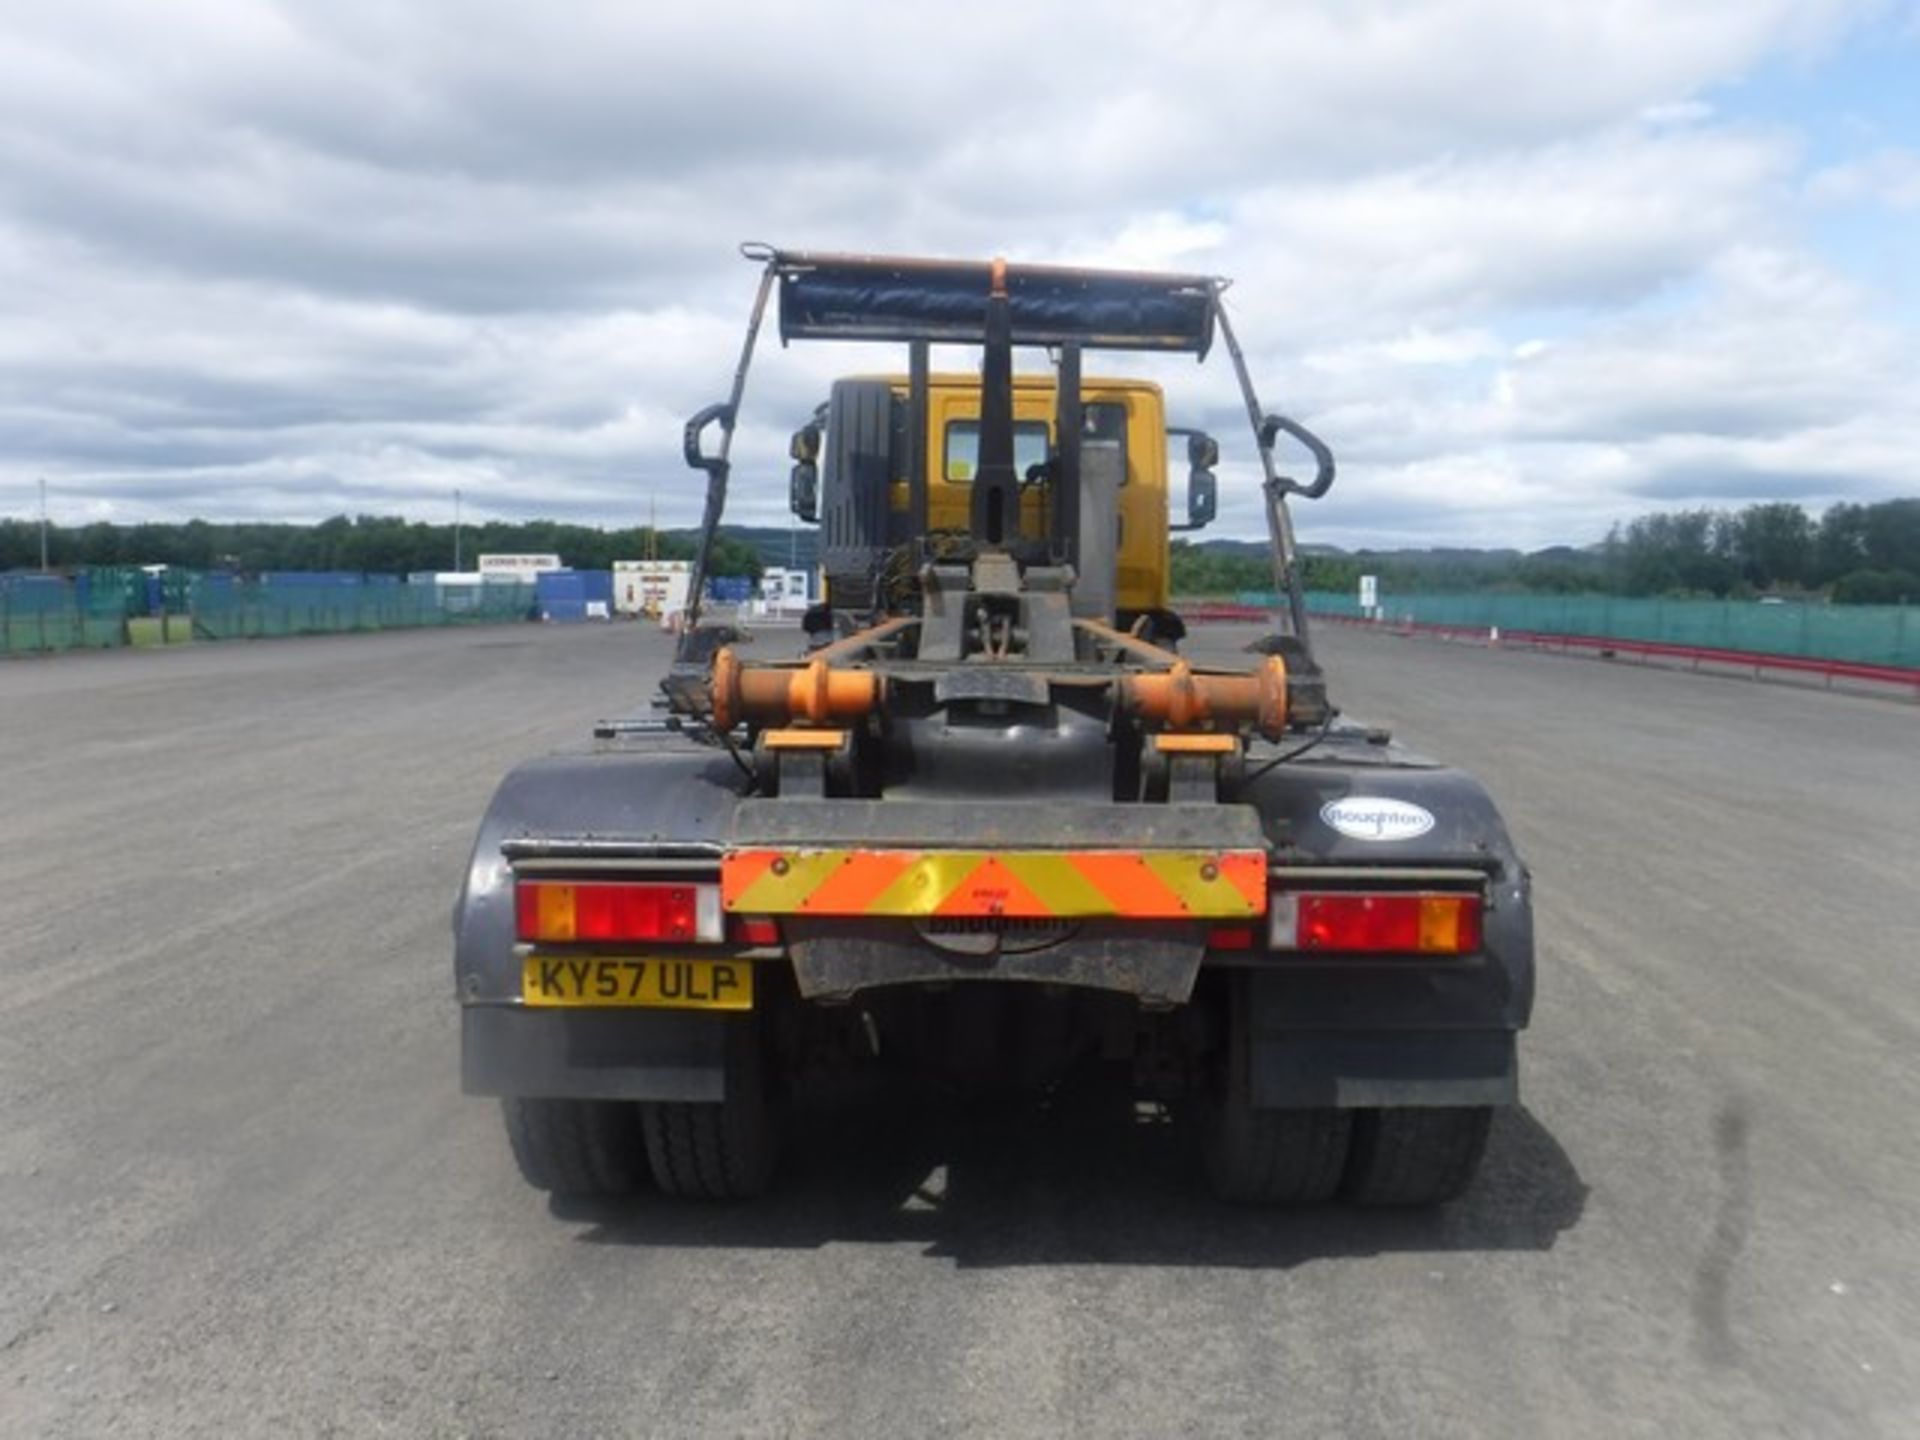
[520,956,754,1011]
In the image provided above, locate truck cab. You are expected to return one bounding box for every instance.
[789,373,1218,634]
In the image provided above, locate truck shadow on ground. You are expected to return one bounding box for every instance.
[561,1085,1586,1269]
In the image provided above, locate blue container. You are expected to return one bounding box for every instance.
[535,571,588,622]
[1,573,71,612]
[707,576,752,604]
[579,570,614,607]
[262,571,364,587]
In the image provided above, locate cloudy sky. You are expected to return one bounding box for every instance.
[2,1,1917,550]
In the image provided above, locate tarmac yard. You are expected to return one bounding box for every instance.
[2,621,1916,1438]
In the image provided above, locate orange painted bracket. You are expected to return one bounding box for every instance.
[1151,733,1239,754]
[763,729,848,751]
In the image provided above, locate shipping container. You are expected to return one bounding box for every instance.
[535,570,588,623]
[612,560,692,619]
[261,571,365,587]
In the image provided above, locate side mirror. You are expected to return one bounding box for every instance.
[789,421,821,464]
[1186,431,1219,470]
[1187,467,1217,529]
[789,461,818,523]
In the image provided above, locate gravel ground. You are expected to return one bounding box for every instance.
[2,619,1916,1438]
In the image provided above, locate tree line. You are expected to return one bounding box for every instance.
[6,498,1914,603]
[0,514,765,580]
[1602,500,1918,603]
[1170,499,1919,604]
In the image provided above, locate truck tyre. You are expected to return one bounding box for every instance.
[500,1098,647,1198]
[1342,1106,1492,1206]
[1204,1096,1352,1204]
[641,1025,776,1199]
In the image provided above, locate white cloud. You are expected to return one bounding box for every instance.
[1808,148,1920,208]
[1490,247,1906,444]
[1305,330,1506,375]
[1640,100,1717,127]
[0,0,1910,552]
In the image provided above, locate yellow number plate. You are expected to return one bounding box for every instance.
[521,956,754,1011]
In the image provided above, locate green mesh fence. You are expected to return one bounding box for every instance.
[191,582,535,639]
[63,567,201,619]
[1,579,126,654]
[1294,592,1920,669]
[4,577,538,652]
[79,566,145,616]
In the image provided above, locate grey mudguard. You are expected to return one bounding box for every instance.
[1237,737,1534,1107]
[454,743,747,1101]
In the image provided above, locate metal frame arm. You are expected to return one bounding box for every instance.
[679,258,778,653]
[1209,290,1314,651]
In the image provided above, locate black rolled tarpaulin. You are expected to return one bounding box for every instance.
[772,251,1216,355]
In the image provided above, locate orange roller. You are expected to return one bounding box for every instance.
[711,648,882,730]
[1120,655,1287,741]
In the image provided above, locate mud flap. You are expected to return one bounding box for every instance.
[462,1006,727,1102]
[1246,972,1517,1108]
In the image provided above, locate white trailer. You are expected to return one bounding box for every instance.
[478,553,563,582]
[752,567,813,618]
[613,560,692,620]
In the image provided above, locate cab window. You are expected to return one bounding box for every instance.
[943,401,1132,484]
[944,421,1051,482]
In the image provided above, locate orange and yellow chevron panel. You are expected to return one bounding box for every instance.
[721,848,1267,920]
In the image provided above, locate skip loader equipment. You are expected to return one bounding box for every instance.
[455,245,1534,1206]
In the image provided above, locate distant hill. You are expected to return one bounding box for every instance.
[697,526,1602,579]
[697,526,818,572]
[15,497,1903,601]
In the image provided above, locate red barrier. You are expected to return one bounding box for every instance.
[1180,602,1270,622]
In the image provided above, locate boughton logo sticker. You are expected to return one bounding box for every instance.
[1320,797,1436,842]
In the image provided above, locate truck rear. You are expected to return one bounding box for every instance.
[455,247,1533,1206]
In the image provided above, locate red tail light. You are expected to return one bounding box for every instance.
[1270,891,1482,955]
[1206,924,1257,951]
[729,916,782,947]
[515,881,722,944]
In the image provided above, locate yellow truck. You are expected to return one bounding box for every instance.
[787,371,1223,647]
